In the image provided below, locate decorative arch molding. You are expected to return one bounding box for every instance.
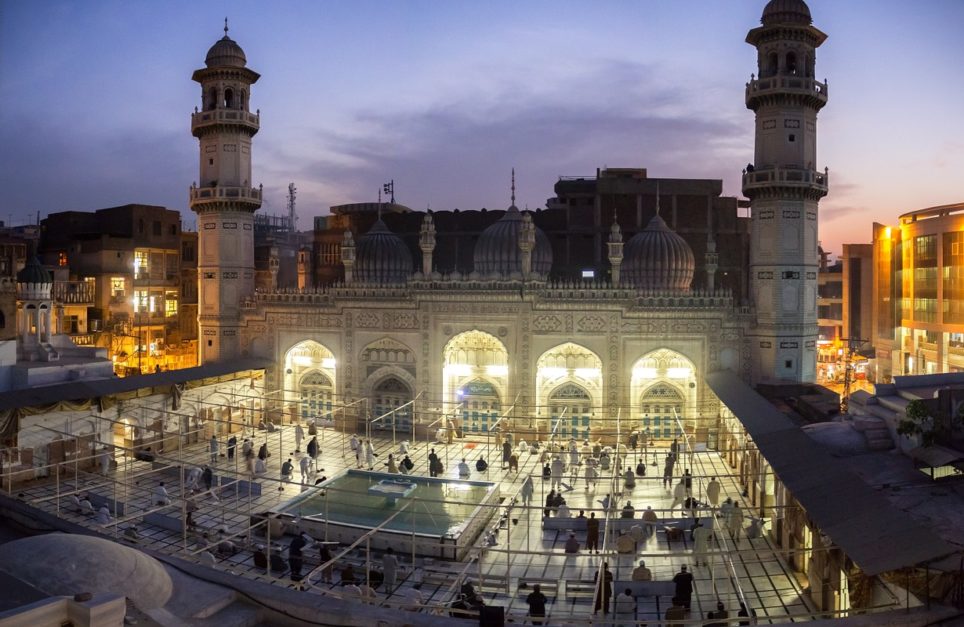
[362,365,417,399]
[443,330,508,366]
[361,337,415,365]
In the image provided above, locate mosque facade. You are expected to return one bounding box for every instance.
[191,0,828,444]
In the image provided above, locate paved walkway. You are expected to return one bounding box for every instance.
[17,425,820,624]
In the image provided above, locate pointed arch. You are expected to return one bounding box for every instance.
[534,342,603,435]
[284,340,337,422]
[630,348,698,440]
[442,330,508,414]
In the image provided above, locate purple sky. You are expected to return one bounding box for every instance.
[2,0,962,256]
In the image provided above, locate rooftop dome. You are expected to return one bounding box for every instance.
[355,219,413,283]
[0,533,173,609]
[761,0,812,26]
[473,206,552,277]
[205,34,247,68]
[16,256,51,286]
[622,214,695,291]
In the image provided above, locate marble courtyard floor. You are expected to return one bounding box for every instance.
[13,426,825,625]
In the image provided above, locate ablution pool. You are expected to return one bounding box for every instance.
[270,470,500,560]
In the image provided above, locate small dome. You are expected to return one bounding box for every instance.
[761,0,812,25]
[473,206,552,276]
[622,214,695,291]
[205,35,247,68]
[355,219,413,283]
[0,533,173,609]
[16,256,51,285]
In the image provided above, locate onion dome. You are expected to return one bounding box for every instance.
[16,256,51,286]
[473,205,552,277]
[761,0,812,26]
[622,214,695,291]
[205,22,247,68]
[355,219,413,283]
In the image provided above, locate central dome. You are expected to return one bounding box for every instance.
[622,214,695,291]
[355,219,413,283]
[473,206,552,277]
[761,0,812,25]
[205,35,247,68]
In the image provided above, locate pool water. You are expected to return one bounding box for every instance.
[280,470,497,536]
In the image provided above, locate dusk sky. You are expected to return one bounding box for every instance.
[2,0,962,256]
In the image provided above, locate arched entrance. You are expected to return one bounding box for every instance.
[458,379,501,434]
[640,382,685,440]
[630,348,698,441]
[299,371,334,424]
[535,343,602,440]
[548,382,592,441]
[284,340,337,423]
[442,331,508,427]
[372,376,414,432]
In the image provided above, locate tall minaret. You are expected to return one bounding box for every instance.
[190,20,261,364]
[607,214,623,287]
[744,0,828,383]
[419,214,436,276]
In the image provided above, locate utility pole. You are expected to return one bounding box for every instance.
[840,337,868,414]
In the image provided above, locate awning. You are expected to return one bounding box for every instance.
[707,370,956,575]
[909,445,964,468]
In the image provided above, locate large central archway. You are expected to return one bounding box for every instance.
[535,343,603,441]
[442,331,508,433]
[284,340,337,424]
[630,348,697,441]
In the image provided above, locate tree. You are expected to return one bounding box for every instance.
[897,400,935,447]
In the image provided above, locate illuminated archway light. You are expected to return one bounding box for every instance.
[633,367,657,379]
[486,365,508,376]
[539,367,566,378]
[574,368,601,379]
[444,364,472,376]
[667,367,692,379]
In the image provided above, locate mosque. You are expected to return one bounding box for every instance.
[191,0,829,445]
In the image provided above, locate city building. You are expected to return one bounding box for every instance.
[816,248,843,380]
[872,203,964,381]
[38,204,197,374]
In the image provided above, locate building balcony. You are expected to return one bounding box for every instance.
[745,76,828,109]
[190,109,259,136]
[742,166,828,198]
[52,281,95,305]
[189,185,262,209]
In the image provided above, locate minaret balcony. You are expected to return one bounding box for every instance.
[742,166,828,197]
[189,185,262,207]
[191,109,260,136]
[746,76,828,108]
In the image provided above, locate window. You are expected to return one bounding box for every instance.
[788,134,796,143]
[182,241,196,262]
[165,292,178,317]
[111,277,125,297]
[134,251,149,278]
[224,88,234,109]
[133,290,148,313]
[58,252,68,267]
[785,360,793,369]
[153,221,161,236]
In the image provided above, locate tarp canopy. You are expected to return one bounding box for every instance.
[707,370,957,575]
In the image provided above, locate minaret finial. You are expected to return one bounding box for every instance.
[224,17,229,37]
[511,168,516,207]
[655,182,661,216]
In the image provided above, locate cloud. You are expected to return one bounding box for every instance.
[269,59,749,217]
[0,115,193,222]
